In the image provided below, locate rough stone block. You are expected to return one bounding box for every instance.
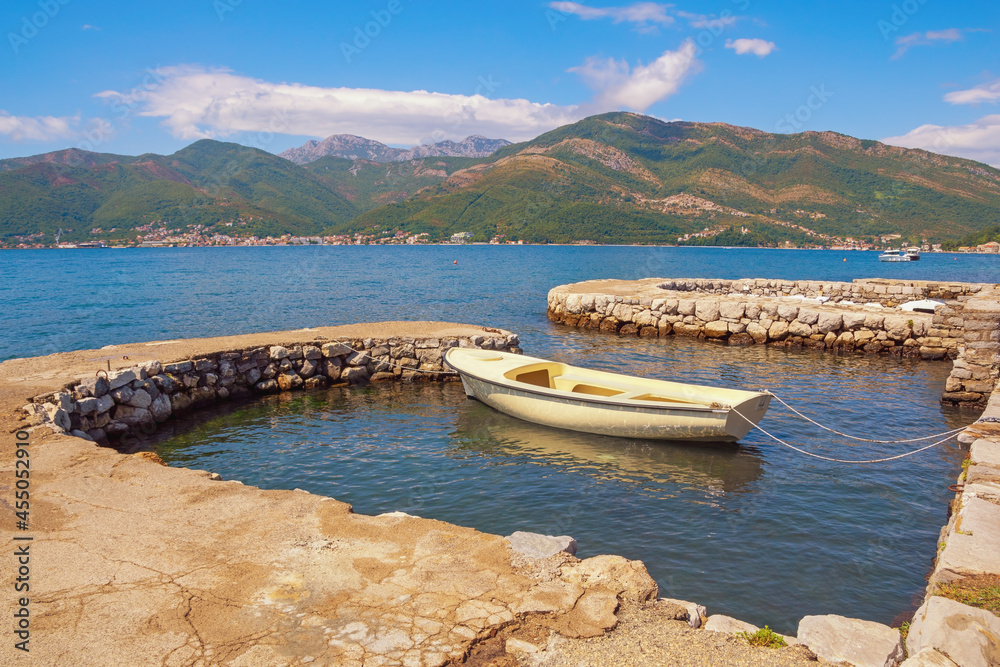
[816,311,843,334]
[797,614,903,667]
[797,309,820,325]
[149,394,171,423]
[128,389,152,409]
[704,615,757,635]
[343,367,371,384]
[695,300,720,322]
[970,438,1000,468]
[108,369,137,390]
[163,361,193,374]
[113,405,153,427]
[788,320,813,337]
[777,303,799,320]
[506,531,577,559]
[934,496,1000,580]
[768,321,789,341]
[746,322,768,343]
[276,373,304,391]
[719,301,745,319]
[704,320,729,338]
[110,386,134,404]
[659,598,707,628]
[907,596,1000,667]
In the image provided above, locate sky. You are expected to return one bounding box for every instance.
[1,0,999,165]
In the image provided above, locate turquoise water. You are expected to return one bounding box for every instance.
[1,245,994,633]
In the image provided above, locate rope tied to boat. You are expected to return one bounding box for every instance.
[730,404,960,464]
[761,390,967,443]
[732,389,972,464]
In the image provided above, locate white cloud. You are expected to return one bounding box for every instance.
[95,53,700,146]
[95,66,585,145]
[945,78,1000,105]
[549,2,674,28]
[892,28,966,59]
[724,38,776,57]
[81,24,100,30]
[882,115,1000,167]
[0,112,81,142]
[570,40,700,112]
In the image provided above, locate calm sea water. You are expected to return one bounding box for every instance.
[2,246,996,633]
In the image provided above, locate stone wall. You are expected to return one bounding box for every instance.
[906,387,1000,665]
[940,290,1000,405]
[21,332,520,447]
[547,278,1000,407]
[656,277,988,307]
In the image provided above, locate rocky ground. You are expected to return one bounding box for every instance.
[462,601,823,667]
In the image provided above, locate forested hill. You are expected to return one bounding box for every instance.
[3,113,999,246]
[341,112,1000,245]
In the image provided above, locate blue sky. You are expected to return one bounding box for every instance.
[1,0,998,164]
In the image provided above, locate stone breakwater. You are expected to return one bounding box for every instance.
[547,277,1000,407]
[20,331,520,447]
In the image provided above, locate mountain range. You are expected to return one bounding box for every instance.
[2,112,999,247]
[278,134,512,165]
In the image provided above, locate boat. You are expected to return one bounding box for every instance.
[905,247,921,260]
[444,348,771,442]
[900,298,944,314]
[878,249,911,262]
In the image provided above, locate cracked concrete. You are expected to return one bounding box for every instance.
[0,324,658,666]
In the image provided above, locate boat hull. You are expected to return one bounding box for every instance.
[448,350,770,442]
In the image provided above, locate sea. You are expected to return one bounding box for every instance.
[2,245,998,633]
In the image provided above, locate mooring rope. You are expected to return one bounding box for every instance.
[763,391,967,443]
[730,405,960,464]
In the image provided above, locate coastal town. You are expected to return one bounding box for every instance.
[4,220,998,252]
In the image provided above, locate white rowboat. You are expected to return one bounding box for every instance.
[444,348,771,442]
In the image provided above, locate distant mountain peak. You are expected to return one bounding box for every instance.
[279,134,512,165]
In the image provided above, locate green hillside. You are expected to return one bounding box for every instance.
[303,156,478,212]
[0,141,358,242]
[343,113,1000,245]
[3,113,1000,246]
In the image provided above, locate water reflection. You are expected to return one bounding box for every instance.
[451,400,765,496]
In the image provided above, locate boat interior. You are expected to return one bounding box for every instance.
[503,362,713,406]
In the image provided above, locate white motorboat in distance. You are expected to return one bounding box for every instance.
[879,249,911,262]
[444,348,771,442]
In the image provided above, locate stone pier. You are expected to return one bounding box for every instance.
[547,277,1000,407]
